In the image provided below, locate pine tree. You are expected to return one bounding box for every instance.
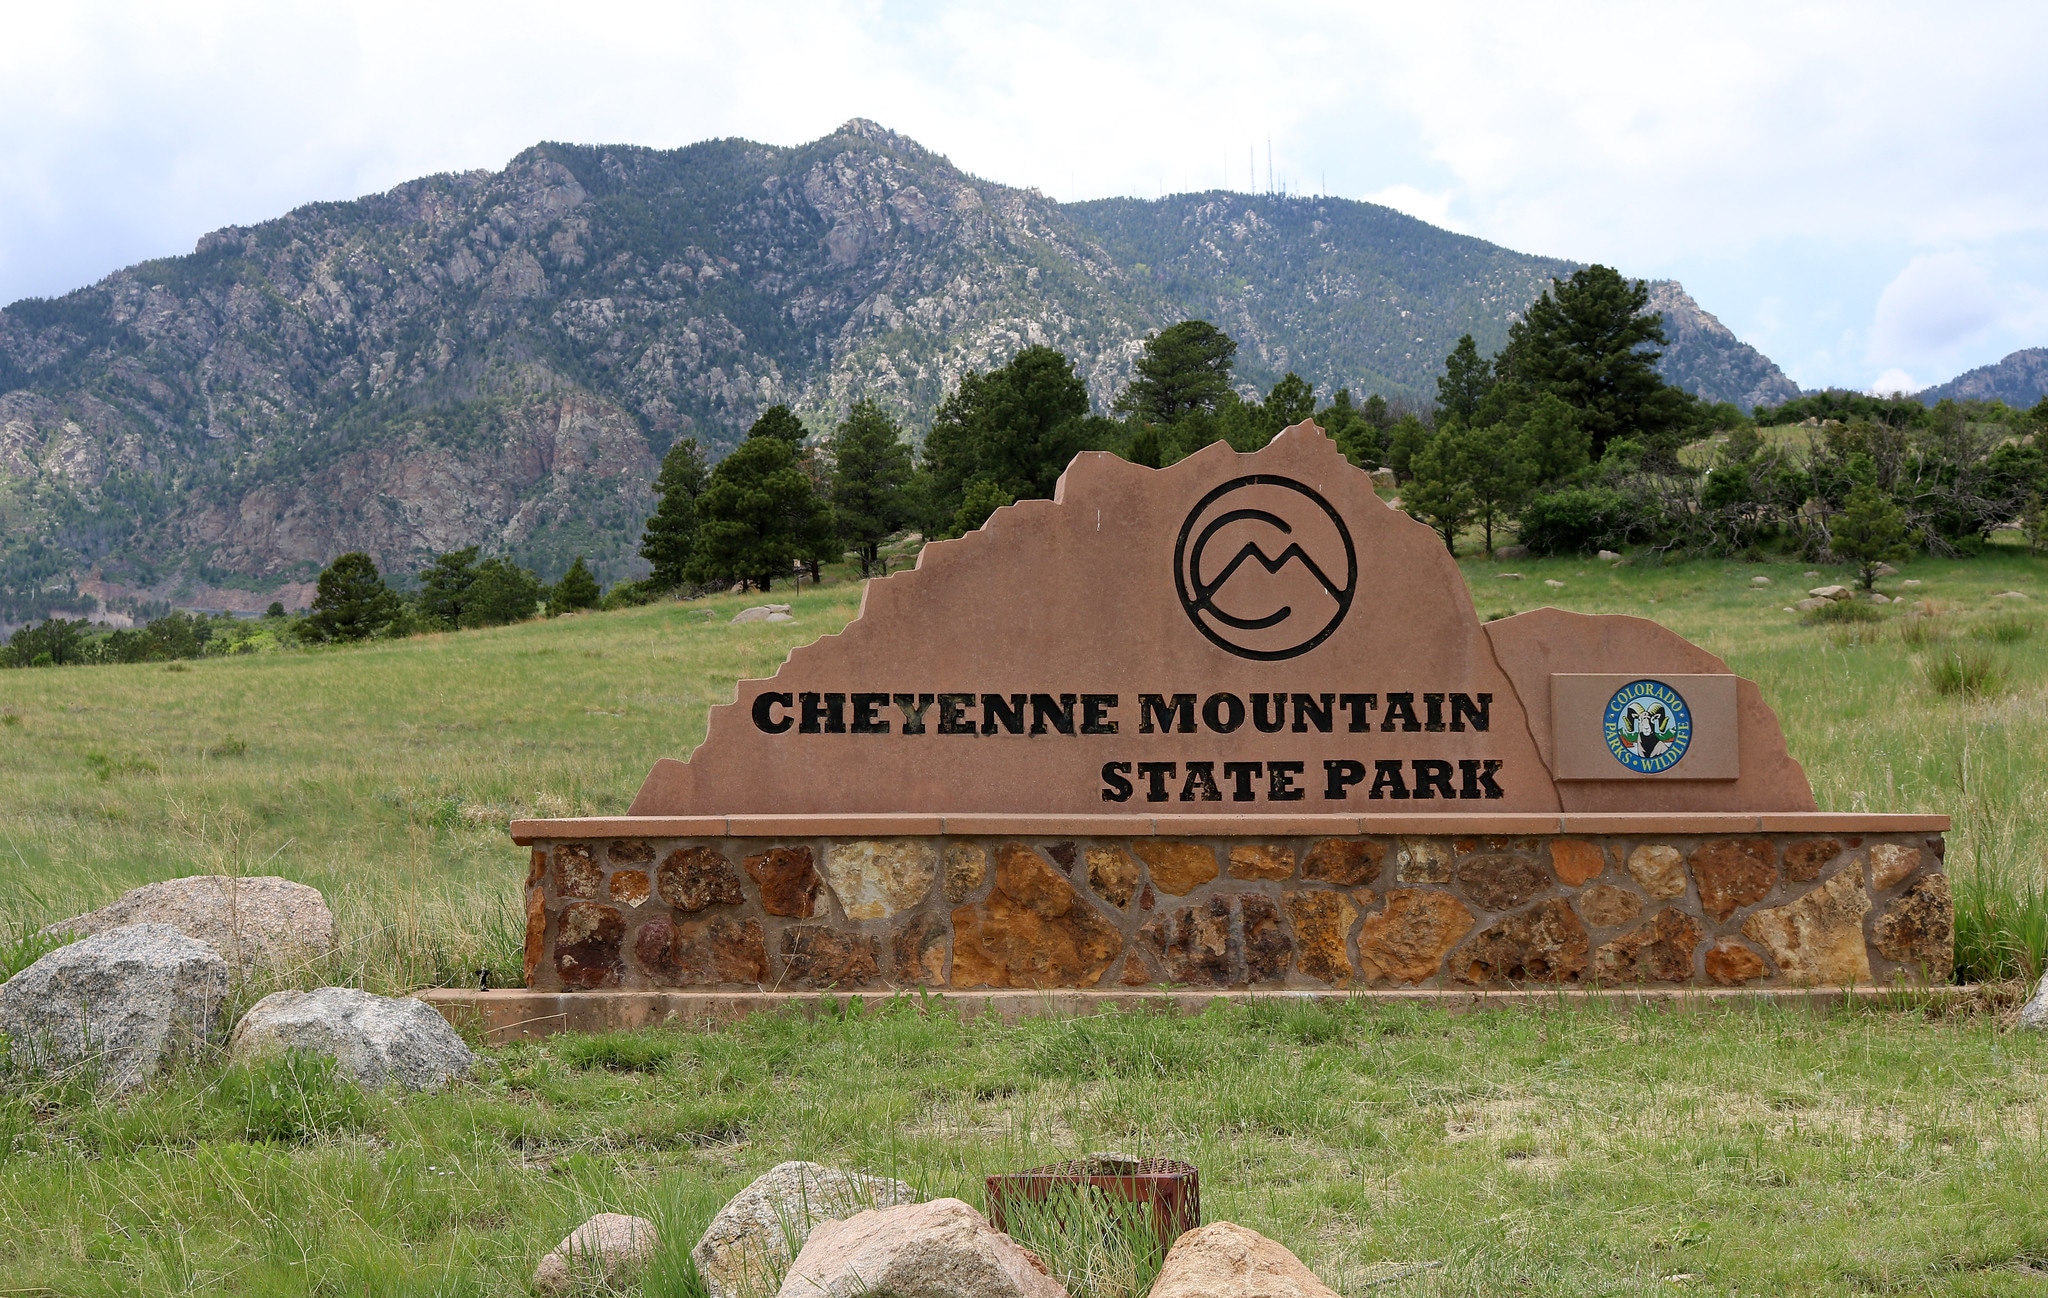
[1458,423,1539,554]
[1112,321,1237,424]
[416,547,481,625]
[1437,334,1493,426]
[1504,266,1695,458]
[639,438,708,591]
[688,432,833,591]
[1402,431,1476,554]
[925,346,1098,527]
[830,400,913,577]
[552,556,601,611]
[303,553,399,643]
[1832,483,1911,590]
[457,557,543,628]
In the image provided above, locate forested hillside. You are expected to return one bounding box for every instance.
[0,119,1791,621]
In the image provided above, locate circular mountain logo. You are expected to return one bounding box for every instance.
[1603,679,1692,774]
[1174,475,1357,661]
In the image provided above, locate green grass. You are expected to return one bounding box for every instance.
[3,549,2048,1292]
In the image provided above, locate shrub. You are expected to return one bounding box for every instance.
[1921,646,2005,698]
[1519,487,1631,555]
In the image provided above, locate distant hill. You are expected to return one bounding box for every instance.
[1643,281,1800,410]
[1916,348,2048,407]
[0,119,1792,621]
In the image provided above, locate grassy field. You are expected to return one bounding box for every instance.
[3,545,2048,1294]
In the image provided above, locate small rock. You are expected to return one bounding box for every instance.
[1150,1221,1341,1298]
[1994,590,2030,600]
[1808,585,1851,600]
[43,875,334,980]
[1783,606,1796,613]
[1902,579,1922,587]
[1874,562,1901,577]
[533,1214,658,1295]
[1870,593,1890,604]
[1497,572,1524,580]
[695,1161,921,1298]
[765,612,796,624]
[0,923,229,1093]
[1597,550,1622,562]
[1751,575,1772,586]
[776,1198,1063,1298]
[1494,544,1530,560]
[730,604,794,624]
[1794,597,1829,612]
[1368,467,1397,491]
[229,987,474,1091]
[1804,570,1820,578]
[1544,579,1566,589]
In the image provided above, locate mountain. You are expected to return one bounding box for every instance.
[1916,348,2048,407]
[0,119,1790,624]
[1642,281,1800,410]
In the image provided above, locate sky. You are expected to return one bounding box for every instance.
[2,1,2045,396]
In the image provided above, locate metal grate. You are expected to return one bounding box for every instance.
[986,1154,1200,1245]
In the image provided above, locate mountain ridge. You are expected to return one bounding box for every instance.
[0,118,1796,624]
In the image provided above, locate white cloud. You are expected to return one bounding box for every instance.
[0,0,2045,391]
[1868,368,1919,396]
[1869,254,2000,366]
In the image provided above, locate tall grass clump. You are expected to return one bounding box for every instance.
[1898,614,1947,648]
[1808,598,1881,624]
[998,1184,1171,1298]
[1974,613,2036,644]
[1920,645,2006,698]
[1952,857,2048,984]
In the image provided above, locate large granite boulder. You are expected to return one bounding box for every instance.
[695,1161,921,1298]
[1149,1222,1341,1298]
[44,875,334,979]
[532,1213,658,1294]
[775,1198,1066,1298]
[228,988,473,1091]
[0,923,229,1093]
[2019,974,2048,1030]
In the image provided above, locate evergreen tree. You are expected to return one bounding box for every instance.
[951,477,1015,536]
[1263,373,1316,429]
[1520,392,1592,486]
[416,547,480,625]
[748,405,810,448]
[303,553,399,643]
[1385,413,1432,482]
[639,437,708,591]
[458,557,543,628]
[1403,431,1477,554]
[1503,265,1695,458]
[1362,393,1391,431]
[1113,321,1237,424]
[551,556,602,611]
[1317,389,1377,467]
[689,431,834,591]
[1832,483,1911,590]
[1459,423,1539,554]
[1437,334,1494,426]
[830,400,914,577]
[925,346,1101,527]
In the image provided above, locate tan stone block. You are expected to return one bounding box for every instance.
[777,925,880,987]
[1690,839,1777,921]
[523,887,547,987]
[608,869,651,907]
[657,847,745,913]
[1575,883,1644,928]
[1783,838,1840,884]
[1741,870,1872,985]
[1873,875,1953,977]
[743,846,824,918]
[1457,853,1552,912]
[1228,843,1295,881]
[1550,840,1606,887]
[823,840,940,920]
[1119,951,1158,986]
[554,902,623,989]
[949,845,1121,988]
[1626,844,1688,899]
[1285,891,1358,985]
[942,843,987,902]
[1135,841,1220,895]
[1085,846,1141,908]
[1351,887,1378,912]
[554,844,600,899]
[1704,938,1768,985]
[1395,837,1452,883]
[1302,839,1384,886]
[1869,843,1923,891]
[1355,889,1474,984]
[1454,898,1590,984]
[1593,908,1705,983]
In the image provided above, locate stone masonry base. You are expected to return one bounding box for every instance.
[515,824,1953,999]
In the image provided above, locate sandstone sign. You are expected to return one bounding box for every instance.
[499,422,1951,1007]
[631,423,1807,817]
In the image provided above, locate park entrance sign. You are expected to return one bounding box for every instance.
[505,423,1951,1017]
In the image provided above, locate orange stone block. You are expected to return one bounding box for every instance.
[1549,840,1606,887]
[1135,842,1220,896]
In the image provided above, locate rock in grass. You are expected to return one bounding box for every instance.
[229,987,473,1091]
[2019,975,2048,1030]
[1149,1221,1341,1298]
[695,1161,921,1298]
[730,605,794,624]
[776,1198,1065,1298]
[1751,575,1772,586]
[532,1213,658,1294]
[43,875,334,980]
[0,923,228,1093]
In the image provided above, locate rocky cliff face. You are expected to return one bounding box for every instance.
[0,119,1791,621]
[1643,281,1800,411]
[1915,348,2048,407]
